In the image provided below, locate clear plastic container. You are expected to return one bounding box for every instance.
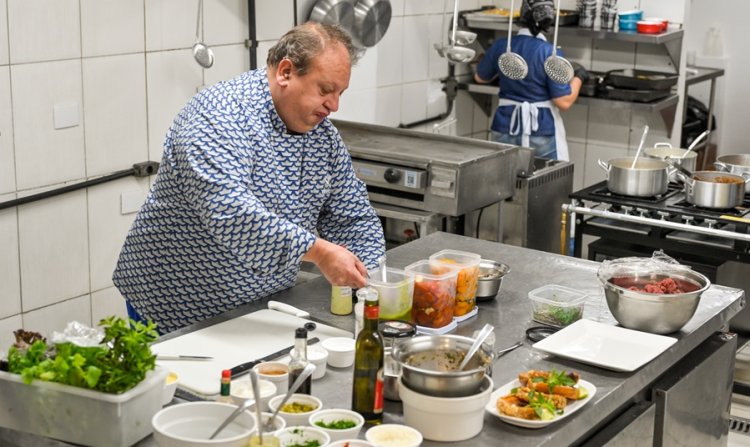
[404,260,459,329]
[429,249,481,317]
[528,284,587,328]
[0,366,168,447]
[367,267,415,322]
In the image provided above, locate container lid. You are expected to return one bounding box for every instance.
[528,284,587,306]
[367,267,413,288]
[404,260,460,280]
[378,320,417,339]
[429,249,482,267]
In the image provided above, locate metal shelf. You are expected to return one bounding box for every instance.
[458,80,680,113]
[464,21,684,44]
[685,66,725,86]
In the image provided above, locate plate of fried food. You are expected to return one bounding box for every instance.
[485,369,596,428]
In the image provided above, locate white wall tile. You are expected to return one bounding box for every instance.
[350,47,378,92]
[205,0,248,45]
[146,49,203,161]
[390,0,405,17]
[83,54,149,177]
[0,315,22,351]
[145,0,196,51]
[335,88,377,123]
[374,85,402,127]
[404,0,433,16]
[81,0,145,57]
[401,81,428,125]
[7,0,80,63]
[401,16,429,83]
[0,67,13,194]
[11,60,85,190]
[91,287,128,325]
[88,177,149,291]
[0,0,8,65]
[22,295,92,338]
[377,16,403,87]
[426,79,447,117]
[254,0,293,42]
[18,190,89,312]
[256,40,276,68]
[203,44,251,88]
[428,13,449,80]
[0,194,20,319]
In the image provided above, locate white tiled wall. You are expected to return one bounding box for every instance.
[7,0,81,64]
[0,0,8,65]
[0,67,13,194]
[80,0,145,57]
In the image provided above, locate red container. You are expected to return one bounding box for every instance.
[643,17,668,31]
[637,20,664,34]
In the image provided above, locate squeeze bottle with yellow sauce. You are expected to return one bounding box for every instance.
[330,285,353,315]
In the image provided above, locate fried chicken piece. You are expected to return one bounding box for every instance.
[518,370,585,400]
[513,387,568,409]
[497,395,539,420]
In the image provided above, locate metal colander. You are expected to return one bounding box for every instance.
[544,0,573,84]
[498,0,528,80]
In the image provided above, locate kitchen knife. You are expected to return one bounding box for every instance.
[230,336,320,378]
[156,354,214,361]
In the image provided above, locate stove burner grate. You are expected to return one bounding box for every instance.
[574,182,683,205]
[671,199,750,218]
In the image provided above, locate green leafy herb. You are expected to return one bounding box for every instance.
[532,304,583,327]
[527,390,563,420]
[546,369,575,393]
[314,419,357,429]
[7,316,158,394]
[287,441,321,447]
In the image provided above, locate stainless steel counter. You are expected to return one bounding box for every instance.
[1,232,744,447]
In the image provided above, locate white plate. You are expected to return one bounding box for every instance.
[532,319,677,372]
[485,378,596,428]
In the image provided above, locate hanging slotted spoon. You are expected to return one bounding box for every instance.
[498,0,528,80]
[192,0,214,69]
[543,0,574,84]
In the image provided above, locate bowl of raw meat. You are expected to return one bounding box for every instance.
[598,257,711,334]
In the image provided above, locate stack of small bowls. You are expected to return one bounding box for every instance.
[618,9,643,31]
[577,0,598,28]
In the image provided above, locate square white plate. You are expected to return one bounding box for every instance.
[532,319,677,372]
[485,378,597,429]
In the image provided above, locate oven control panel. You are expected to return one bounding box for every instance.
[352,159,427,191]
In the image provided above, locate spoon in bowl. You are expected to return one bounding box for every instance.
[458,323,494,371]
[209,392,255,440]
[263,363,315,432]
[630,125,650,169]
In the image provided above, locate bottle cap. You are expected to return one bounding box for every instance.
[221,369,231,378]
[295,327,308,338]
[378,320,416,339]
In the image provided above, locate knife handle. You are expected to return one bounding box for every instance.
[230,337,320,378]
[268,300,310,318]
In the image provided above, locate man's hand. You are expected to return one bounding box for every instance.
[571,61,590,84]
[302,238,369,289]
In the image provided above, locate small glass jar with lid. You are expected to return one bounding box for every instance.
[378,320,416,401]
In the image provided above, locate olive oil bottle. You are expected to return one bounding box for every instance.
[351,290,384,424]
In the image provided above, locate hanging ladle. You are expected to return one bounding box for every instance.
[681,130,709,159]
[543,0,574,84]
[445,0,475,64]
[631,125,650,169]
[458,323,494,371]
[192,0,214,69]
[498,0,528,80]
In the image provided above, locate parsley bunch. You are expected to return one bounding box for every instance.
[7,316,158,394]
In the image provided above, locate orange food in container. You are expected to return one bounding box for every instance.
[404,260,458,328]
[429,250,481,317]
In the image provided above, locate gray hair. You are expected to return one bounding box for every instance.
[266,22,360,75]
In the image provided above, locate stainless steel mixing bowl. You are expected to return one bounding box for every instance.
[601,270,710,334]
[392,335,494,398]
[476,260,510,301]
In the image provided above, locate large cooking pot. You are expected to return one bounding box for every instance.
[675,170,750,209]
[644,143,698,182]
[598,157,672,197]
[715,154,750,193]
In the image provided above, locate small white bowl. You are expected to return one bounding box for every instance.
[268,393,323,427]
[162,371,179,406]
[250,412,286,436]
[152,401,255,447]
[276,425,331,447]
[309,408,365,442]
[366,424,423,447]
[329,440,375,447]
[322,337,356,368]
[308,346,329,380]
[230,379,277,411]
[253,362,289,396]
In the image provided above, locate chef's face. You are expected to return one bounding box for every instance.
[274,43,351,134]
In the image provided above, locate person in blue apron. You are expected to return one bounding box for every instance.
[473,0,588,161]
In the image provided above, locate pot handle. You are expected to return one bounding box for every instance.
[653,142,673,149]
[714,161,729,172]
[597,159,610,173]
[742,172,750,184]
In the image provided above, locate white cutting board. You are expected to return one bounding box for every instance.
[151,309,352,395]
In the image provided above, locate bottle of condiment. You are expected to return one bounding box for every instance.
[354,287,377,337]
[331,285,353,315]
[288,327,312,395]
[217,369,233,403]
[351,290,384,424]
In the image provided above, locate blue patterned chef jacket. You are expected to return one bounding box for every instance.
[113,67,385,333]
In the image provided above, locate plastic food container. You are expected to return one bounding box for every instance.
[429,250,481,317]
[367,267,415,322]
[528,285,587,327]
[0,366,168,447]
[637,20,664,34]
[404,260,458,329]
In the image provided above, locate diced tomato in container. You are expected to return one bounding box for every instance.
[404,260,459,328]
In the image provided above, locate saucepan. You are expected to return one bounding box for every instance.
[644,143,698,182]
[675,170,750,209]
[714,154,750,193]
[598,157,672,197]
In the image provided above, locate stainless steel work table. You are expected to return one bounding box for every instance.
[1,232,744,446]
